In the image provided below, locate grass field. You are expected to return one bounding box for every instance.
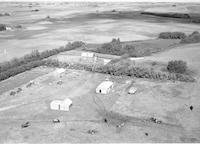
[0,67,200,142]
[0,66,54,95]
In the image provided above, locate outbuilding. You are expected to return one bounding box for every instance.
[50,98,72,111]
[103,59,111,65]
[53,68,66,77]
[96,81,113,94]
[128,87,137,94]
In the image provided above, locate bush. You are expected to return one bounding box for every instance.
[158,32,186,39]
[0,24,6,31]
[181,31,200,44]
[10,91,16,96]
[167,60,187,74]
[97,38,123,55]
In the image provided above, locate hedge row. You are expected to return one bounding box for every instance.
[0,41,84,81]
[158,32,186,39]
[44,59,195,83]
[141,12,191,19]
[0,60,45,81]
[0,41,84,73]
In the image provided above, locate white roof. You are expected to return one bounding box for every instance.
[63,98,72,105]
[51,100,63,104]
[97,81,113,90]
[103,59,111,65]
[128,87,137,94]
[51,98,72,106]
[55,68,66,74]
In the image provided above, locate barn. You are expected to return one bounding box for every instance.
[96,81,113,94]
[50,98,72,111]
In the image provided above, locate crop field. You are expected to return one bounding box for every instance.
[0,2,200,62]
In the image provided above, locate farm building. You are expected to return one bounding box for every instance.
[53,68,66,77]
[128,87,137,94]
[103,59,111,65]
[81,52,94,58]
[96,81,114,94]
[50,98,72,111]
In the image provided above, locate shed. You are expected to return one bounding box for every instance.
[128,87,137,94]
[96,81,113,94]
[50,98,72,111]
[103,59,111,65]
[54,68,66,77]
[55,68,66,74]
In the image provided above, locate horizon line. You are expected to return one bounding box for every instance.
[0,0,200,3]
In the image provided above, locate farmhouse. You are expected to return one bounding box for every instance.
[50,98,72,111]
[81,52,94,58]
[96,81,113,94]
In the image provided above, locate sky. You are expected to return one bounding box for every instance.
[0,0,200,2]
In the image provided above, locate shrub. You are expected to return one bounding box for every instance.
[181,31,200,44]
[16,88,22,93]
[158,32,186,39]
[167,60,187,74]
[0,24,6,31]
[97,38,123,55]
[10,91,16,96]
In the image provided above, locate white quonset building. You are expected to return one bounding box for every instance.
[50,98,72,111]
[96,81,114,94]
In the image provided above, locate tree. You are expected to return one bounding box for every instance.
[167,60,187,74]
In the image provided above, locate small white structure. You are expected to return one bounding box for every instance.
[103,59,111,65]
[54,68,66,77]
[128,87,137,94]
[81,52,94,58]
[55,68,66,74]
[6,26,12,31]
[50,98,72,111]
[96,81,114,94]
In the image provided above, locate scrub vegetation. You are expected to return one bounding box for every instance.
[141,11,200,23]
[181,31,200,44]
[158,32,186,39]
[0,24,6,31]
[96,38,178,57]
[167,60,187,74]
